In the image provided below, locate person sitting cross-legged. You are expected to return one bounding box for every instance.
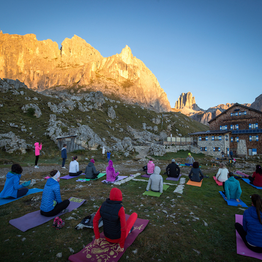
[69,156,82,176]
[224,172,242,202]
[85,159,100,179]
[166,159,180,178]
[147,159,155,175]
[93,188,138,252]
[146,166,163,193]
[189,162,204,182]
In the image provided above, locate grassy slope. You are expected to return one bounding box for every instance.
[0,162,259,262]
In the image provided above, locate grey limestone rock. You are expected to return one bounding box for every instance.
[148,143,166,156]
[108,106,116,119]
[21,103,42,118]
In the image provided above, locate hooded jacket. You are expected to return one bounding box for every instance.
[0,172,23,198]
[243,206,262,247]
[189,167,204,182]
[34,142,42,156]
[85,162,99,179]
[93,188,127,248]
[146,166,163,193]
[40,178,62,212]
[106,160,119,182]
[147,161,155,175]
[61,147,67,159]
[224,176,242,200]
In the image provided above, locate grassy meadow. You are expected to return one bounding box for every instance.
[0,151,261,262]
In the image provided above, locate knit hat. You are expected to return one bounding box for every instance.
[188,153,191,156]
[90,159,95,164]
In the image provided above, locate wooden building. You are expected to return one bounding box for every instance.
[189,103,262,157]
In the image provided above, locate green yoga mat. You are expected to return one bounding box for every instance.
[77,173,106,181]
[143,184,169,197]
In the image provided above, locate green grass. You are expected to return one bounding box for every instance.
[0,159,260,262]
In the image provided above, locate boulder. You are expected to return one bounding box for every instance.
[148,143,166,156]
[108,106,116,119]
[21,104,42,118]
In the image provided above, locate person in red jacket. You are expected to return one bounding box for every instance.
[93,188,137,252]
[249,165,262,187]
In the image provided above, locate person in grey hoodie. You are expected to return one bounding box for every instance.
[85,159,100,179]
[146,166,163,193]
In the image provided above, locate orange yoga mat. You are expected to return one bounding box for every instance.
[186,180,202,187]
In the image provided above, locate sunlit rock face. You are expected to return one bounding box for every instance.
[0,32,171,112]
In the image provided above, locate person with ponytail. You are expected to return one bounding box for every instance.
[249,165,262,187]
[69,156,82,176]
[235,194,262,253]
[40,170,70,217]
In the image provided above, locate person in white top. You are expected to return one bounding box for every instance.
[69,156,82,176]
[216,163,229,191]
[146,166,163,193]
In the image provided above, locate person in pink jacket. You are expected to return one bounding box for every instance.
[34,142,42,168]
[106,160,119,182]
[147,159,155,175]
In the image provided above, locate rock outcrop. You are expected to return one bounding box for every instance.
[0,32,171,112]
[251,94,262,111]
[175,92,201,110]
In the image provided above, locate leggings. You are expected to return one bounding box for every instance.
[62,158,66,167]
[35,155,39,166]
[69,171,82,176]
[235,223,262,253]
[40,200,70,217]
[105,212,138,245]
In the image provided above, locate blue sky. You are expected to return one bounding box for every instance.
[1,0,261,110]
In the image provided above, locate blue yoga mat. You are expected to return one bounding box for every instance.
[219,191,248,208]
[0,188,43,206]
[241,178,262,190]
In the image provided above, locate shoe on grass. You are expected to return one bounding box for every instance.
[62,167,66,169]
[34,166,39,168]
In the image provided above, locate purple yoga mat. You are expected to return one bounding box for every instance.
[235,214,262,260]
[166,174,182,181]
[60,174,84,180]
[141,174,151,178]
[101,176,128,183]
[9,197,86,232]
[68,214,149,262]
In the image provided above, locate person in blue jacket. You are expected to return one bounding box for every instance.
[224,172,242,202]
[61,144,67,168]
[107,151,111,162]
[40,170,70,217]
[0,164,30,199]
[235,194,262,253]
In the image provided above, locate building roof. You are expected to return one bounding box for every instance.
[189,130,230,136]
[208,103,262,124]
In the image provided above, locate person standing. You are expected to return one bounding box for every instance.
[107,151,111,162]
[166,159,180,178]
[34,142,42,168]
[61,144,67,169]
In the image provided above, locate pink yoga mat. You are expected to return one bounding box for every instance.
[68,214,149,262]
[9,197,86,232]
[235,214,262,260]
[213,176,223,186]
[235,171,249,178]
[166,174,181,181]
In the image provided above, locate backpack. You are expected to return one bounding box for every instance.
[75,213,103,230]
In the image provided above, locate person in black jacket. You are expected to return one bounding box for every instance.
[166,159,180,178]
[189,162,204,182]
[85,159,100,179]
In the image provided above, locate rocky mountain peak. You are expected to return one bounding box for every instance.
[175,92,196,109]
[119,45,133,64]
[251,94,262,111]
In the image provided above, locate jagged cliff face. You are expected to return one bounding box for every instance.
[0,32,171,112]
[175,92,196,109]
[251,94,262,111]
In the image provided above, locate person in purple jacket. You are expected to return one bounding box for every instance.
[235,194,262,253]
[106,160,119,182]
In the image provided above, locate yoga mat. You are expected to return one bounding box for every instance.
[236,171,250,178]
[166,174,181,181]
[213,176,223,186]
[0,188,43,206]
[143,184,169,197]
[242,178,262,190]
[179,164,186,167]
[141,174,151,178]
[101,176,128,184]
[60,173,85,180]
[186,180,202,187]
[185,163,192,166]
[235,214,262,260]
[68,214,149,262]
[9,197,85,232]
[219,191,248,208]
[76,173,106,182]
